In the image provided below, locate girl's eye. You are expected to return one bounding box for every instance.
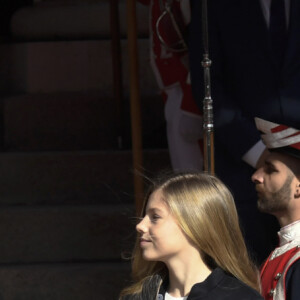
[151,214,160,222]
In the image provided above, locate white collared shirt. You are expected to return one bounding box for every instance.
[270,220,300,260]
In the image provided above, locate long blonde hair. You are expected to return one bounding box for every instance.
[120,172,260,298]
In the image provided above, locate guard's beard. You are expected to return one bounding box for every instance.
[257,174,294,214]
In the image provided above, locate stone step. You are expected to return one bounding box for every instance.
[0,204,135,264]
[0,38,157,95]
[11,1,149,40]
[0,261,130,299]
[0,150,171,205]
[3,92,166,151]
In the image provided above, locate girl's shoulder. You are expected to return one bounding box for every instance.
[190,268,263,300]
[220,273,263,300]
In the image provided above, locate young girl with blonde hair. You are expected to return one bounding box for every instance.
[120,172,263,300]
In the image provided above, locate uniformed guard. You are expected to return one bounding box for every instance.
[137,0,204,172]
[251,117,300,300]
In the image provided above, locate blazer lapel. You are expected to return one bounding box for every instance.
[282,0,300,74]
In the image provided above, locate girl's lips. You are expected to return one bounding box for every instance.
[140,238,151,247]
[140,238,151,242]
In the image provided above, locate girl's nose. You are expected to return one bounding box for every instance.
[136,217,147,233]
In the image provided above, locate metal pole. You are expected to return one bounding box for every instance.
[201,0,215,174]
[202,54,215,174]
[110,0,124,149]
[126,0,144,215]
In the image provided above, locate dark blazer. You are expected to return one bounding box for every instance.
[122,268,263,300]
[189,0,300,160]
[159,268,263,300]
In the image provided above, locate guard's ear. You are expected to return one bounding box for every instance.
[295,183,300,199]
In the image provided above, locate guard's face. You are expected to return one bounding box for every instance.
[251,152,298,214]
[136,189,195,263]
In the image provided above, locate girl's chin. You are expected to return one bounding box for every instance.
[141,252,158,261]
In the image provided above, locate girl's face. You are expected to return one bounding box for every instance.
[136,189,195,263]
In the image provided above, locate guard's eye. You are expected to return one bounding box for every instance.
[265,165,278,174]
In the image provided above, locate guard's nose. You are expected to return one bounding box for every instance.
[251,167,264,184]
